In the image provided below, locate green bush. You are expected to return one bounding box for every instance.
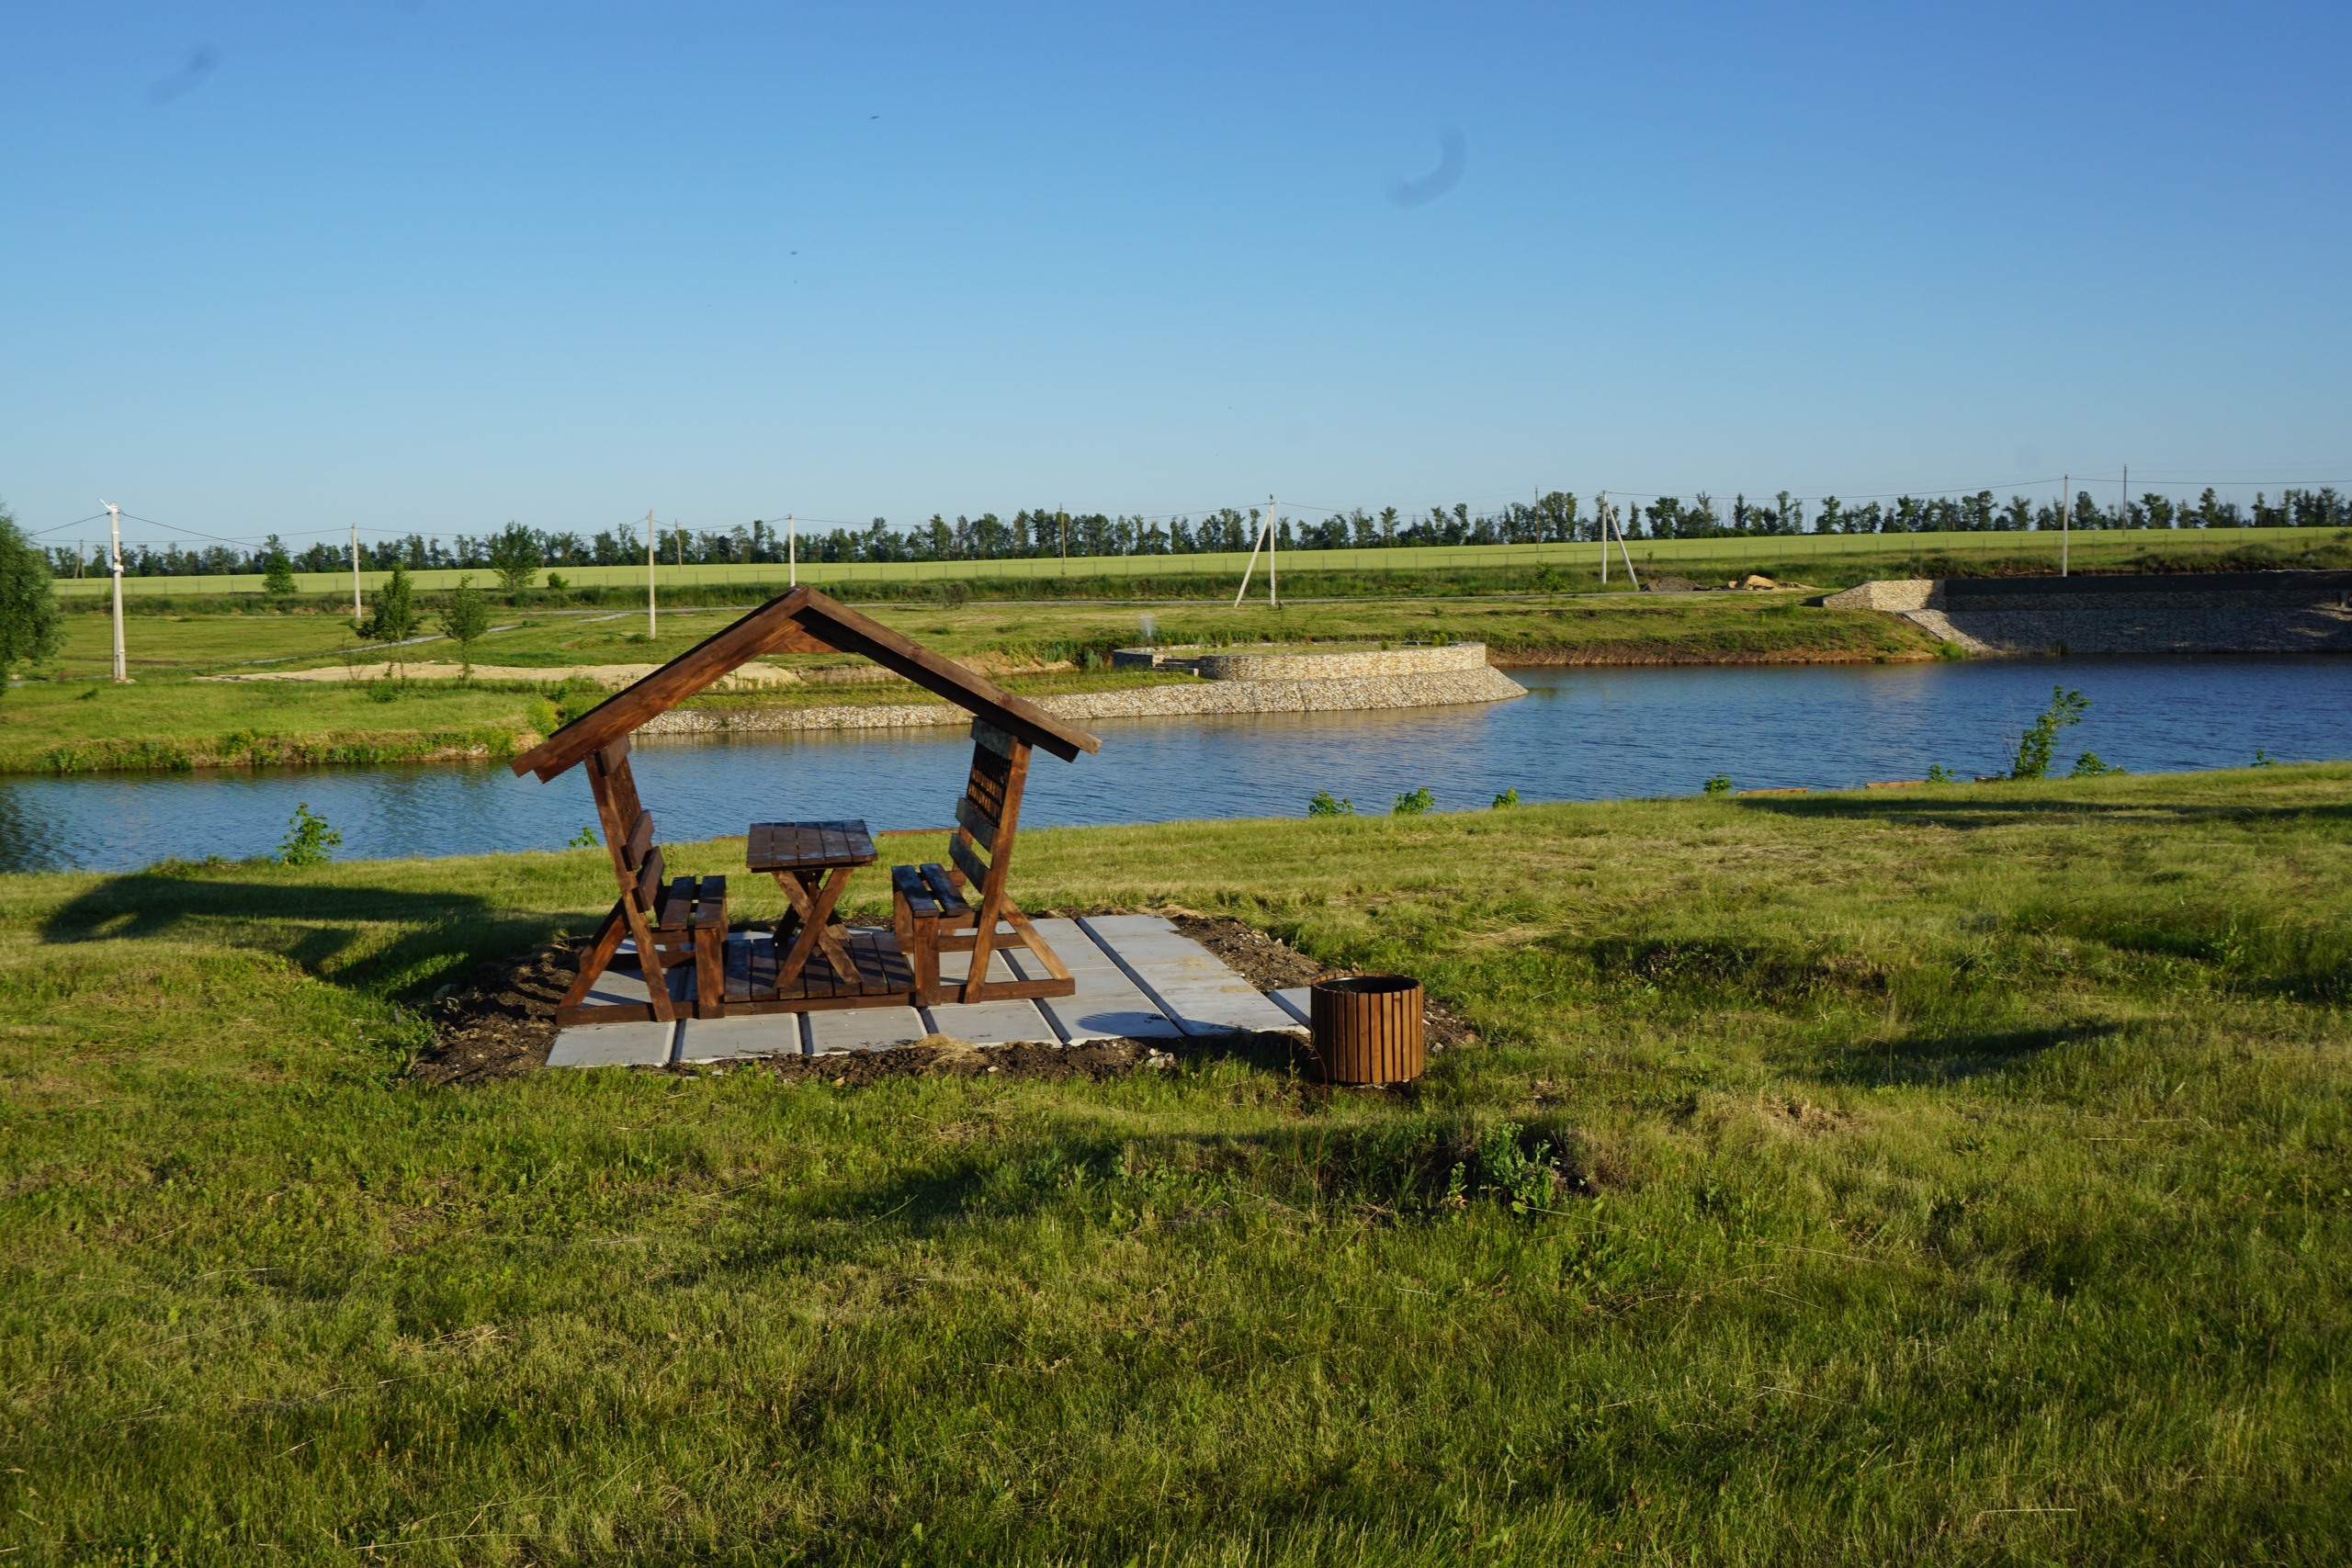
[1391,787,1435,816]
[277,803,342,866]
[1307,791,1353,818]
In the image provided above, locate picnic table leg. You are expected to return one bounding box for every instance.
[772,866,866,996]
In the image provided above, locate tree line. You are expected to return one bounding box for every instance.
[39,486,2351,579]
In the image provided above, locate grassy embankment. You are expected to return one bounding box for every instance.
[2,766,2347,1562]
[11,594,1938,773]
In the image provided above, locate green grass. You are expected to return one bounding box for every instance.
[4,768,2349,1562]
[52,524,2352,604]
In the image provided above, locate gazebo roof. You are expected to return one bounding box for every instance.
[510,586,1102,782]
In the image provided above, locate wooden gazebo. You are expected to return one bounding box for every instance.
[510,587,1101,1028]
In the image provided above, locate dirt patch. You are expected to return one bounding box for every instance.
[406,939,581,1084]
[1758,1095,1855,1136]
[753,1035,1182,1087]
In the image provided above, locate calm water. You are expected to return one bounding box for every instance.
[3,659,2346,874]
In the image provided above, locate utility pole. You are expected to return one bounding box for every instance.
[1231,499,1280,610]
[351,523,362,618]
[1268,494,1279,608]
[787,513,797,588]
[645,508,657,637]
[103,502,128,682]
[1059,507,1067,575]
[2121,465,2130,534]
[2061,473,2069,577]
[1599,491,1608,585]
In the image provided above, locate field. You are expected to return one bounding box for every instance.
[2,767,2346,1562]
[9,595,1939,773]
[50,525,2352,603]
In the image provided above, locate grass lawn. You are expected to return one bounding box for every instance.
[3,767,2346,1562]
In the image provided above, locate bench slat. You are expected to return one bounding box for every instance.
[954,795,997,852]
[625,809,654,873]
[950,835,990,891]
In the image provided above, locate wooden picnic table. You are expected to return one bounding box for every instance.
[747,819,879,998]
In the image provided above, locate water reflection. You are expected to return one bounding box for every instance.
[1,659,2345,874]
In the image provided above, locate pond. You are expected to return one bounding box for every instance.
[2,658,2346,874]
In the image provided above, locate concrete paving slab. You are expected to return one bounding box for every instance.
[934,949,1024,987]
[547,1020,679,1068]
[677,1012,808,1063]
[1013,918,1181,1041]
[1270,988,1313,1027]
[807,1007,929,1055]
[1077,915,1303,1037]
[1080,913,1181,942]
[921,998,1058,1044]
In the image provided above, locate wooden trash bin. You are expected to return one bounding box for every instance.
[1309,975,1425,1085]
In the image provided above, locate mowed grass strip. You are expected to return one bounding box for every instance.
[2,767,2348,1562]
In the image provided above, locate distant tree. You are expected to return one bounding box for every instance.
[262,537,299,602]
[361,559,421,644]
[486,523,541,592]
[438,576,492,677]
[0,502,62,692]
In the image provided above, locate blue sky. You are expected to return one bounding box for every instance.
[4,2,2347,553]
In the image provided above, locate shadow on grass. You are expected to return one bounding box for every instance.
[1735,787,2352,832]
[1808,1020,2121,1087]
[39,872,570,996]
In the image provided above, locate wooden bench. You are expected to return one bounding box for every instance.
[555,736,729,1025]
[891,720,1077,1007]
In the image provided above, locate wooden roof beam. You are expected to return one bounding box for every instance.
[510,586,1100,782]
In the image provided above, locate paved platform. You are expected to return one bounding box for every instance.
[1078,914,1303,1037]
[543,960,688,1067]
[546,914,1306,1066]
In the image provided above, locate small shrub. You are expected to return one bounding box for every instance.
[1702,773,1732,795]
[1476,1122,1560,1215]
[262,550,299,603]
[1934,639,1965,660]
[526,697,560,735]
[365,679,401,705]
[2011,687,2090,779]
[2071,750,2124,778]
[1491,787,1520,808]
[1391,786,1435,816]
[1307,791,1353,818]
[278,803,342,866]
[544,572,570,592]
[2254,750,2278,767]
[1926,763,1956,783]
[568,825,601,849]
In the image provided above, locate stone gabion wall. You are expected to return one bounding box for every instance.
[1826,574,2352,655]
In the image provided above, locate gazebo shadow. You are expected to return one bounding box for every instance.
[40,871,563,996]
